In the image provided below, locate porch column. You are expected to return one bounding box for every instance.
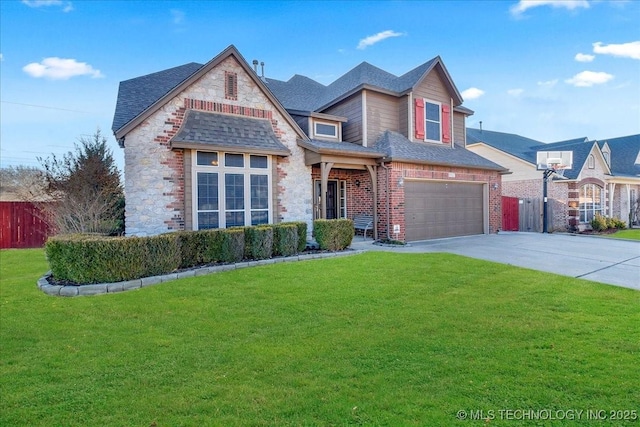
[608,182,616,218]
[366,164,378,239]
[624,184,631,223]
[320,162,334,219]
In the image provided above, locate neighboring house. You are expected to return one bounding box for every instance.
[466,129,640,231]
[112,45,507,242]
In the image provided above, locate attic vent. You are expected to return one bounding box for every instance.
[225,71,238,100]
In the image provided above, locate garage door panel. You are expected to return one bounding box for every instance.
[405,181,485,241]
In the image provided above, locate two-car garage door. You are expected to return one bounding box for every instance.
[404,180,486,241]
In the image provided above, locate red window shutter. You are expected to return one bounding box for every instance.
[414,98,425,140]
[442,104,451,143]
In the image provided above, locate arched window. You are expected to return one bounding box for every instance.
[579,184,603,223]
[588,154,595,169]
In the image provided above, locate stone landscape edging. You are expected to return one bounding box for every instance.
[37,249,364,297]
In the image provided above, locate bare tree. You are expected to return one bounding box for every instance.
[0,165,48,201]
[38,129,125,235]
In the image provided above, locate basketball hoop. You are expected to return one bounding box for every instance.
[537,150,573,233]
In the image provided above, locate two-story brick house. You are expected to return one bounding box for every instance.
[112,45,507,241]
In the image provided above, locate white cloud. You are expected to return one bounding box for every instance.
[171,9,185,25]
[537,79,558,87]
[575,53,595,62]
[593,41,640,60]
[461,87,485,100]
[510,0,589,17]
[22,0,73,12]
[22,57,104,80]
[0,53,3,62]
[357,30,404,50]
[507,88,524,96]
[565,70,614,87]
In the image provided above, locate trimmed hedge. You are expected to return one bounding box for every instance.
[313,219,354,251]
[281,221,308,252]
[45,233,181,284]
[245,226,274,260]
[44,221,312,285]
[273,223,298,257]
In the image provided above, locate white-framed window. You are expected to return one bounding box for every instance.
[193,151,271,229]
[579,183,603,223]
[588,154,595,169]
[424,99,442,143]
[313,121,338,139]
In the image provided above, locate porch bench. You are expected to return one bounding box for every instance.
[353,215,374,239]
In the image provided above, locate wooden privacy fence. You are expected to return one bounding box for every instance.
[0,202,51,249]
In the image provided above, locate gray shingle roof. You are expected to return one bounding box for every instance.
[265,57,443,112]
[466,128,640,180]
[300,139,384,157]
[598,134,640,177]
[112,62,203,133]
[375,130,507,171]
[466,128,544,164]
[170,110,290,155]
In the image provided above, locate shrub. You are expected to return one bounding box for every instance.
[282,221,308,252]
[220,228,245,263]
[245,226,273,260]
[314,219,354,251]
[590,214,608,232]
[177,229,226,267]
[612,218,627,230]
[45,233,181,283]
[273,223,298,257]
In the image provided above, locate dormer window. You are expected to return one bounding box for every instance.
[314,122,338,139]
[225,71,238,100]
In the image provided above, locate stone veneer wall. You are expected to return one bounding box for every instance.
[123,56,311,236]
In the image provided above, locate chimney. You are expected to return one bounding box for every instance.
[479,121,483,132]
[252,60,258,73]
[260,61,265,80]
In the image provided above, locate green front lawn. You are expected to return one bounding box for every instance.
[1,249,638,426]
[603,228,640,241]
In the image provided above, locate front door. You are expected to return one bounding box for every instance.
[314,180,339,219]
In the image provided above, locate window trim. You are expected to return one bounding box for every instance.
[578,183,603,223]
[192,151,272,229]
[424,98,442,144]
[588,154,595,169]
[313,120,339,140]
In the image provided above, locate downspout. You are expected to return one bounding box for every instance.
[380,161,391,239]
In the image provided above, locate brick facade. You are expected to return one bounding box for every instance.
[123,56,311,236]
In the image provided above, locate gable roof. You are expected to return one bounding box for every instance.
[266,56,463,113]
[466,128,621,180]
[597,134,640,177]
[466,128,544,164]
[375,130,507,172]
[112,45,307,142]
[112,62,203,134]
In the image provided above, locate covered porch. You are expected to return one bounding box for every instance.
[298,139,383,239]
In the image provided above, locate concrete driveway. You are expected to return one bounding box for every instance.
[352,232,640,290]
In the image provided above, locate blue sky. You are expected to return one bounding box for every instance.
[1,0,639,173]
